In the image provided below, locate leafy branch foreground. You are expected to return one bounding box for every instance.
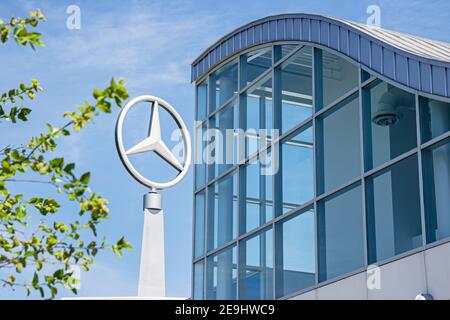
[0,9,132,298]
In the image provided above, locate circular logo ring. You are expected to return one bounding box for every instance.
[115,95,191,190]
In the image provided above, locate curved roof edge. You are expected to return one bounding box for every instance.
[191,13,450,98]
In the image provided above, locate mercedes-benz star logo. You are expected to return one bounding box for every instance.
[115,95,191,190]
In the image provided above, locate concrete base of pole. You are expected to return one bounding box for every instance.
[138,191,165,297]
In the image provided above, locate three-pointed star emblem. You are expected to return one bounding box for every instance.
[125,101,183,172]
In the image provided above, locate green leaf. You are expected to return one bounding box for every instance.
[6,275,15,286]
[79,172,90,184]
[93,88,103,99]
[9,106,17,123]
[17,107,32,121]
[15,262,23,273]
[64,163,75,174]
[32,272,39,289]
[53,269,64,279]
[97,100,111,113]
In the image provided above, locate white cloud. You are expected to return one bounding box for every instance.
[42,1,226,89]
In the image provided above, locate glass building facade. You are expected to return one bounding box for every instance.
[192,35,450,299]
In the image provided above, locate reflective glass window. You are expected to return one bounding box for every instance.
[420,97,450,143]
[361,69,372,82]
[363,80,417,170]
[281,125,313,214]
[316,94,361,194]
[423,138,450,243]
[274,44,298,62]
[278,46,313,134]
[366,155,422,263]
[239,229,273,300]
[245,76,273,158]
[241,153,273,234]
[318,184,364,281]
[193,261,204,300]
[195,124,207,188]
[242,47,272,88]
[210,59,238,113]
[197,80,208,121]
[206,246,237,299]
[207,173,237,250]
[194,191,206,258]
[275,208,315,297]
[315,49,359,110]
[210,101,238,177]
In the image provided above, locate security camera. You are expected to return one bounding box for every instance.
[371,90,401,126]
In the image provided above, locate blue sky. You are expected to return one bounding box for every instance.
[0,0,449,299]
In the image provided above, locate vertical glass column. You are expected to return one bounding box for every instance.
[275,207,315,298]
[422,138,450,243]
[206,246,237,299]
[365,155,422,263]
[196,80,208,121]
[209,59,238,114]
[278,46,313,134]
[420,97,450,142]
[193,261,204,300]
[316,94,361,194]
[194,124,206,189]
[240,47,272,88]
[362,79,417,170]
[194,191,206,258]
[280,125,313,214]
[317,184,364,281]
[240,155,273,234]
[239,228,273,299]
[314,48,358,110]
[207,173,237,250]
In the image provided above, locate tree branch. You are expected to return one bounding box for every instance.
[25,120,74,161]
[4,178,58,187]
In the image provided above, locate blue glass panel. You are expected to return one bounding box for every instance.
[363,79,417,170]
[242,47,272,88]
[208,173,238,250]
[196,80,208,120]
[275,44,298,62]
[420,96,450,143]
[423,138,450,243]
[315,49,358,110]
[318,184,364,282]
[193,261,204,300]
[317,94,361,194]
[240,229,273,300]
[281,125,313,213]
[195,124,206,188]
[206,246,237,299]
[245,76,272,158]
[194,191,206,258]
[279,46,313,134]
[210,59,238,113]
[276,208,315,297]
[241,154,273,233]
[210,101,238,177]
[366,155,422,263]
